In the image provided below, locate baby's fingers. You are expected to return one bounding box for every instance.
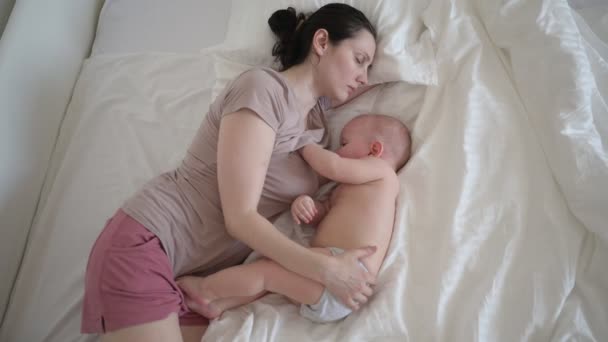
[304,207,315,222]
[291,210,301,224]
[295,206,312,223]
[305,203,317,217]
[295,209,310,224]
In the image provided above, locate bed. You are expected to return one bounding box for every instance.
[0,0,606,341]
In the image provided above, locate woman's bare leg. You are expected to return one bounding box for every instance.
[180,324,208,342]
[101,313,182,342]
[100,313,208,342]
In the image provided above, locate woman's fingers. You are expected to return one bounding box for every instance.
[347,298,360,311]
[353,245,377,259]
[323,248,379,312]
[365,273,376,287]
[344,287,371,311]
[353,293,368,305]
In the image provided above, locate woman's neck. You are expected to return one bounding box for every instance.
[280,63,320,114]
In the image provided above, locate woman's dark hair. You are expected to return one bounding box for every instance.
[268,3,377,71]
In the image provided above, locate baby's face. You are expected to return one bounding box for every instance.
[336,120,371,159]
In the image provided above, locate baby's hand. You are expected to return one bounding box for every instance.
[291,195,317,225]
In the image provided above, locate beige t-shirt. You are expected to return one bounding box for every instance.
[122,67,330,276]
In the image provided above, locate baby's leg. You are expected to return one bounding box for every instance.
[178,248,329,319]
[177,263,267,319]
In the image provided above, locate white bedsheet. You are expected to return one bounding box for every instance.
[203,0,608,341]
[0,52,218,342]
[0,0,606,341]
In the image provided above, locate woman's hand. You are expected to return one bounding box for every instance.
[321,246,377,310]
[291,195,317,224]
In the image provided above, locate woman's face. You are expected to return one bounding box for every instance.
[316,29,376,103]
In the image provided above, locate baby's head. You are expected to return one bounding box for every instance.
[337,114,411,171]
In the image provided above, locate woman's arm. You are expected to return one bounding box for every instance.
[218,110,327,282]
[217,110,376,309]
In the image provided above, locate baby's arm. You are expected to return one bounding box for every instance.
[300,144,390,185]
[291,195,330,225]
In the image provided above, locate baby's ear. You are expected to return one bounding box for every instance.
[370,141,383,157]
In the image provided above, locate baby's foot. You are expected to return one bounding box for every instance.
[176,276,223,319]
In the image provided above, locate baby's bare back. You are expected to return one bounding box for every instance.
[311,176,398,276]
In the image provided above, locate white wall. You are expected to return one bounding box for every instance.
[0,0,15,36]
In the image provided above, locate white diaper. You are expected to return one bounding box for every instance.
[300,247,369,323]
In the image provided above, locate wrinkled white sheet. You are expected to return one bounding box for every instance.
[1,0,607,341]
[203,0,608,341]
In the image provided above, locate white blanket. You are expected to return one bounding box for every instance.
[0,0,606,341]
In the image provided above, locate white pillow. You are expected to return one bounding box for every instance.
[325,82,426,151]
[211,0,436,99]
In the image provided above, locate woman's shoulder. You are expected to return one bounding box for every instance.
[232,67,289,93]
[214,67,292,132]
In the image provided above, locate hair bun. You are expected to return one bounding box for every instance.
[269,7,306,70]
[268,7,299,40]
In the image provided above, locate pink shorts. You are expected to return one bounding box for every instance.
[81,209,207,334]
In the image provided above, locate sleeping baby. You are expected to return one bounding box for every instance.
[177,114,411,323]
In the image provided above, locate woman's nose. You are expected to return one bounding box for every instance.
[357,71,368,85]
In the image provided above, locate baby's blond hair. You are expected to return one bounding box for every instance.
[348,114,411,170]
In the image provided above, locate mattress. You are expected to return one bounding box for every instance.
[1,0,607,341]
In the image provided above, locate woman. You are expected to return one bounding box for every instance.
[81,3,378,341]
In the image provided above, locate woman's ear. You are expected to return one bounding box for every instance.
[370,141,383,157]
[312,28,329,57]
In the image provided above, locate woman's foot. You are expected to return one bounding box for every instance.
[176,276,223,319]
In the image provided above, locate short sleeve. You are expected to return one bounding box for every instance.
[221,69,286,132]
